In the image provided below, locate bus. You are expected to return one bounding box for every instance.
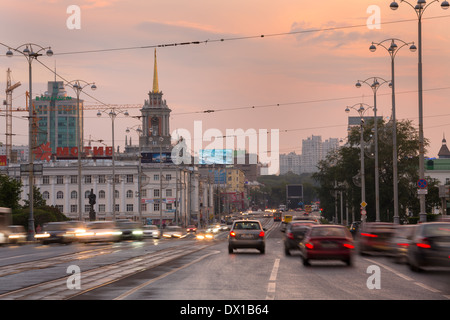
[0,207,12,244]
[273,211,282,222]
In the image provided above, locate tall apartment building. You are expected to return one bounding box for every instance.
[34,81,83,153]
[279,152,301,175]
[301,135,322,173]
[322,138,339,159]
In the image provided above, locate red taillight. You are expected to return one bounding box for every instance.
[397,243,410,247]
[361,233,378,238]
[416,238,431,249]
[305,243,314,249]
[230,231,236,237]
[259,231,265,238]
[343,243,355,249]
[287,232,294,240]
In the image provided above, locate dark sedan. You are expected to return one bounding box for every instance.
[407,222,450,272]
[284,221,317,255]
[299,225,354,266]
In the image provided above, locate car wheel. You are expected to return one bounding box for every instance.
[284,246,291,256]
[228,246,234,254]
[344,258,352,266]
[302,258,311,266]
[259,246,265,254]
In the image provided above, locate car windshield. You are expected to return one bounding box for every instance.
[423,223,450,237]
[310,227,347,238]
[234,222,261,230]
[143,225,157,230]
[88,222,115,229]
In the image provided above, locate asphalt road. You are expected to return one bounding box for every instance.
[1,218,449,304]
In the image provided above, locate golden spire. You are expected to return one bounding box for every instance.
[152,49,159,93]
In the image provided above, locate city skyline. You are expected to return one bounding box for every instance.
[1,1,449,166]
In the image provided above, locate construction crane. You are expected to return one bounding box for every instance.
[4,68,21,163]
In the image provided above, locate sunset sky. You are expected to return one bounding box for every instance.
[1,0,450,173]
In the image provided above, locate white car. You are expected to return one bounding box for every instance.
[142,225,161,239]
[77,221,121,243]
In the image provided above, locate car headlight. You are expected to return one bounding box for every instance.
[132,230,143,235]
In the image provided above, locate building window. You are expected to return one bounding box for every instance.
[98,190,106,199]
[126,190,133,198]
[84,175,92,184]
[154,189,160,197]
[84,205,90,213]
[57,191,64,199]
[70,205,77,213]
[42,176,50,185]
[154,174,159,181]
[98,175,106,184]
[99,204,105,212]
[126,204,134,212]
[166,203,172,210]
[115,190,119,199]
[71,191,77,199]
[56,175,64,184]
[166,174,172,181]
[141,189,147,198]
[70,175,77,184]
[85,190,91,199]
[55,205,64,212]
[114,204,119,212]
[166,189,172,197]
[141,203,147,212]
[154,203,160,212]
[43,191,50,199]
[126,174,133,183]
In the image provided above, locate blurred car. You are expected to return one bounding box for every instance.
[77,221,121,243]
[388,224,417,264]
[186,225,197,233]
[162,226,186,238]
[219,224,229,231]
[35,222,74,244]
[358,222,396,256]
[195,229,215,241]
[142,225,161,239]
[115,220,143,241]
[206,225,220,233]
[62,221,87,242]
[284,221,317,255]
[228,220,266,254]
[7,225,27,244]
[407,222,450,272]
[299,225,354,266]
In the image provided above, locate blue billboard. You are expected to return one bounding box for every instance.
[199,149,232,165]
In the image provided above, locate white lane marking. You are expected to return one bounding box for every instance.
[266,258,280,300]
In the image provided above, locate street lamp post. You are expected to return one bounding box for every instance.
[67,80,97,221]
[5,43,53,240]
[97,108,129,220]
[390,0,449,222]
[356,77,389,222]
[345,103,374,223]
[369,39,416,224]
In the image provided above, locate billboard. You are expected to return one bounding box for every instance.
[199,149,232,165]
[286,184,303,209]
[141,152,173,164]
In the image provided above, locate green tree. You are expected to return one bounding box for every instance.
[313,118,431,223]
[0,174,23,210]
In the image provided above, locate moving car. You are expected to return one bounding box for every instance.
[358,222,396,255]
[142,225,161,239]
[35,222,74,244]
[228,220,266,254]
[162,226,186,238]
[116,220,144,241]
[78,221,121,243]
[388,224,416,264]
[299,225,354,266]
[195,229,215,240]
[186,225,197,233]
[284,220,317,255]
[7,225,27,244]
[407,222,450,272]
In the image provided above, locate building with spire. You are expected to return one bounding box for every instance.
[438,134,450,159]
[139,49,172,153]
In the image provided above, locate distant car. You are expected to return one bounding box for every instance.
[195,229,214,241]
[299,225,354,266]
[7,225,27,244]
[388,225,417,264]
[358,222,396,255]
[163,226,186,238]
[228,220,266,254]
[205,225,220,233]
[407,222,450,272]
[35,222,73,244]
[284,221,317,255]
[142,225,161,239]
[115,220,143,241]
[78,221,121,243]
[186,225,197,233]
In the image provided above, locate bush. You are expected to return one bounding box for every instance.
[12,206,68,229]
